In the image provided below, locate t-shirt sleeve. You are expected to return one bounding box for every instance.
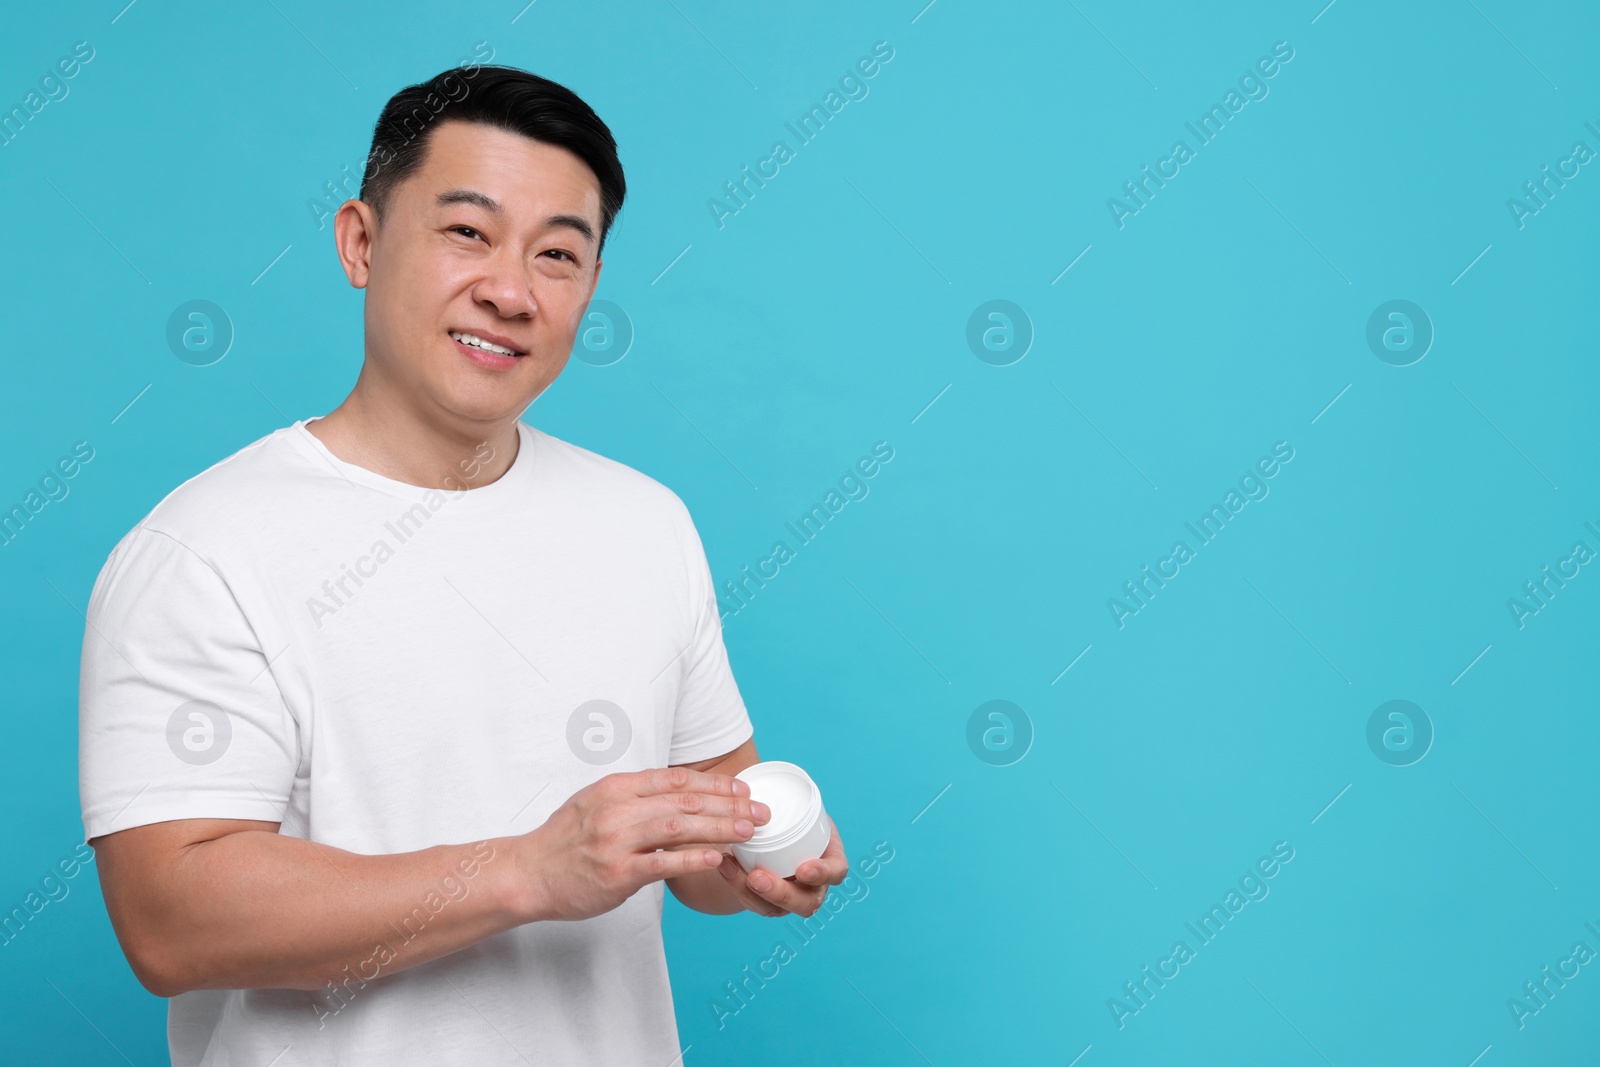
[78,524,299,843]
[665,502,754,766]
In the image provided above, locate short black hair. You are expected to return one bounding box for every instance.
[360,64,626,254]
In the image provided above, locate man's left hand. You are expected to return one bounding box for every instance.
[716,816,847,918]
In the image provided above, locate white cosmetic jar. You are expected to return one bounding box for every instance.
[731,761,831,879]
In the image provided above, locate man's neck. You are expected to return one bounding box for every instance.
[305,385,520,491]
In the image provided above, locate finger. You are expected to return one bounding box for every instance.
[794,820,848,886]
[744,865,826,916]
[717,854,785,917]
[633,846,726,884]
[629,810,758,852]
[633,765,750,802]
[656,791,772,827]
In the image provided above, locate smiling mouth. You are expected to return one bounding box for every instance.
[448,330,526,357]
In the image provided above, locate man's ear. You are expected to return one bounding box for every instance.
[333,199,379,289]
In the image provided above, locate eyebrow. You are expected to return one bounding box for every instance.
[435,188,595,245]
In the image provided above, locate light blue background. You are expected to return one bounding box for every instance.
[3,0,1597,1063]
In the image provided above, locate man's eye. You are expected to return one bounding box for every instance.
[544,249,574,262]
[451,226,483,240]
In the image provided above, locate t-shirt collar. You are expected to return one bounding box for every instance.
[287,417,535,508]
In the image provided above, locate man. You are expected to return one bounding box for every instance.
[77,63,848,1066]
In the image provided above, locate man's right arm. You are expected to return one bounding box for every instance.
[93,819,530,997]
[92,766,767,998]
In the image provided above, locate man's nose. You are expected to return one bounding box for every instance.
[473,254,537,319]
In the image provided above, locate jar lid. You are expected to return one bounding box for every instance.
[736,761,822,849]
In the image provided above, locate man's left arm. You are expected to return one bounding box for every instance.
[664,737,848,917]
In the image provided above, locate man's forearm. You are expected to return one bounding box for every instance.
[111,828,533,997]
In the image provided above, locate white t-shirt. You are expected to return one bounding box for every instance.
[78,417,753,1066]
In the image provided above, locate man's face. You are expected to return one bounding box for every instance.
[339,119,605,424]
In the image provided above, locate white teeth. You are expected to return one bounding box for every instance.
[450,331,518,356]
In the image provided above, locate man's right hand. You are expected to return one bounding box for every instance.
[515,766,771,923]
